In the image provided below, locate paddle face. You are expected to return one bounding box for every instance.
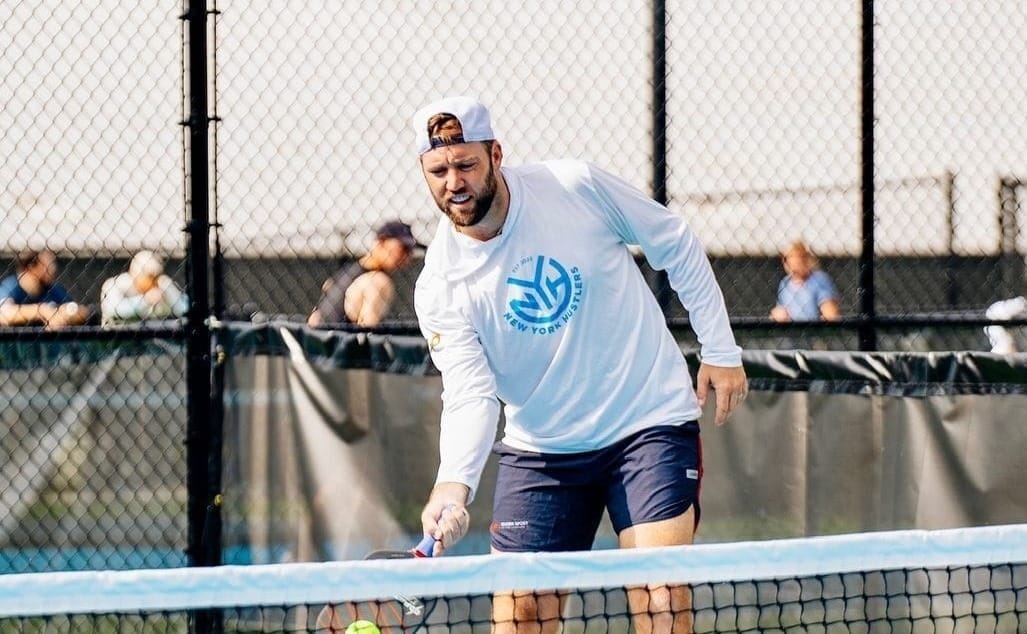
[314,537,438,632]
[315,597,431,633]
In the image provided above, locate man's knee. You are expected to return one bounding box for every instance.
[627,584,679,615]
[619,505,696,548]
[493,590,562,633]
[627,584,694,634]
[648,584,673,616]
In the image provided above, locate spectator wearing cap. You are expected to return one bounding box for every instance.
[0,248,90,329]
[100,250,189,326]
[308,221,420,327]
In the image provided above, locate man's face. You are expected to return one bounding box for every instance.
[783,249,813,280]
[32,251,58,286]
[377,238,412,272]
[419,142,500,228]
[134,274,158,294]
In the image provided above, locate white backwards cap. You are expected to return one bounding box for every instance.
[412,96,496,155]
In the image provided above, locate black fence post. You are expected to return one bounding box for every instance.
[858,0,877,351]
[651,0,673,312]
[998,176,1025,299]
[942,171,958,307]
[184,0,221,632]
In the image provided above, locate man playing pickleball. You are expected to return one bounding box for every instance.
[412,96,747,633]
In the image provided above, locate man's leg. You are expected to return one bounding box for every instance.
[607,423,703,634]
[489,442,605,633]
[492,585,564,633]
[618,506,696,634]
[494,509,695,634]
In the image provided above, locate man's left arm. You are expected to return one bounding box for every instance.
[586,164,747,422]
[44,286,89,328]
[813,272,842,321]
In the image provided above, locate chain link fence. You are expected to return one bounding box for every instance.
[5,2,1027,338]
[0,343,187,573]
[2,1,1027,572]
[209,2,1027,350]
[1,3,190,572]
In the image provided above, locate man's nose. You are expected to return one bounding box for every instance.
[445,170,463,191]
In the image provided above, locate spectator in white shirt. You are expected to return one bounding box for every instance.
[100,251,188,326]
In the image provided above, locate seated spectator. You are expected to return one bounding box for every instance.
[771,240,841,322]
[100,250,188,326]
[984,295,1027,354]
[0,248,90,329]
[308,221,419,327]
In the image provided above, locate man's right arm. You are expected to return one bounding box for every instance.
[0,301,57,327]
[414,274,500,554]
[416,284,500,502]
[770,305,791,322]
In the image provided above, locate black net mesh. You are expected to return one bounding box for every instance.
[0,562,1023,633]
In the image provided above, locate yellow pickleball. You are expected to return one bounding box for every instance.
[345,620,381,634]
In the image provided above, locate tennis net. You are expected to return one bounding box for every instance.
[0,524,1024,633]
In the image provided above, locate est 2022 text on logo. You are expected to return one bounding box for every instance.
[503,255,583,335]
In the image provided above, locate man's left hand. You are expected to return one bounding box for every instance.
[695,363,748,426]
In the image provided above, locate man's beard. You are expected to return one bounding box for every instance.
[436,164,498,228]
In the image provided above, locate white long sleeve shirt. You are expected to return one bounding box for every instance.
[414,160,741,500]
[100,273,189,326]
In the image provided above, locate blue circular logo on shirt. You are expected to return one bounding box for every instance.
[504,256,582,332]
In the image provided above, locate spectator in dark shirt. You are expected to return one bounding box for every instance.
[307,221,420,327]
[0,248,90,328]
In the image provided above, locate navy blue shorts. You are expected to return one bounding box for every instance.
[489,422,702,552]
